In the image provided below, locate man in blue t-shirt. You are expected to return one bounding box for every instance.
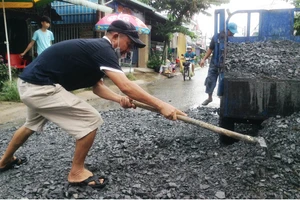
[20,16,54,57]
[184,46,196,76]
[199,22,238,106]
[0,20,186,188]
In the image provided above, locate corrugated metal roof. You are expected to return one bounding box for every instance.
[52,0,98,24]
[52,0,166,25]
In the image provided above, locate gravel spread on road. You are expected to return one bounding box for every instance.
[0,107,299,199]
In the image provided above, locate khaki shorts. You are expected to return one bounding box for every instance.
[17,78,103,139]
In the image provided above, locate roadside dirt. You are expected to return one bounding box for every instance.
[0,101,26,128]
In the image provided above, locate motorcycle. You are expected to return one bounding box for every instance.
[182,56,193,81]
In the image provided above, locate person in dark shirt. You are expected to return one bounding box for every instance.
[199,22,237,106]
[0,20,186,188]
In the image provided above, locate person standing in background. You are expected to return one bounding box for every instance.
[199,22,238,106]
[20,16,54,58]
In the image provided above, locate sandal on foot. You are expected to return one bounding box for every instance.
[0,157,27,172]
[202,99,212,106]
[68,175,108,189]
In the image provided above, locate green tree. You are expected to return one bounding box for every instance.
[292,0,300,35]
[138,0,230,62]
[138,0,150,4]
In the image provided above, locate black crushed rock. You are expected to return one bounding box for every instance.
[0,107,299,199]
[225,40,300,79]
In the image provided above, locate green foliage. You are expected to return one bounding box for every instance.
[0,55,20,101]
[0,80,20,102]
[292,0,300,7]
[148,0,229,23]
[147,52,163,73]
[138,0,150,4]
[35,0,53,7]
[200,52,206,60]
[293,0,300,35]
[0,55,18,90]
[137,0,230,38]
[126,73,137,81]
[295,14,300,35]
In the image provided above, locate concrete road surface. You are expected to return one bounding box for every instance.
[143,66,220,111]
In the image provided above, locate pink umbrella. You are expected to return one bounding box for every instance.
[95,13,150,34]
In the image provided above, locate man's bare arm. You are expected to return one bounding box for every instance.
[20,40,35,57]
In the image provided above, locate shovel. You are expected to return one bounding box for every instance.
[132,101,267,148]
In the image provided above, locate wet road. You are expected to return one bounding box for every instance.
[144,66,220,111]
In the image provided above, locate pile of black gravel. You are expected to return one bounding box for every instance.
[0,107,299,199]
[225,40,300,79]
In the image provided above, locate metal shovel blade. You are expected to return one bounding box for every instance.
[255,137,267,148]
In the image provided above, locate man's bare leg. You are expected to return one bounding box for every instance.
[0,126,34,168]
[208,94,213,102]
[68,129,103,185]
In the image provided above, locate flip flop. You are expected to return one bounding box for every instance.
[0,157,28,172]
[202,99,212,106]
[68,175,108,189]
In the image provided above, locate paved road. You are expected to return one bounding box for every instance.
[144,66,220,111]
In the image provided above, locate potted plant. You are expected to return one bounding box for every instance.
[147,52,163,73]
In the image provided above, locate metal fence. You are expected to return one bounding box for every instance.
[51,23,95,43]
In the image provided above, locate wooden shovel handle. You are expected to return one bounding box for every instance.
[132,100,261,145]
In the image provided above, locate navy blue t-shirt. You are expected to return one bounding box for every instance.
[19,38,122,91]
[209,31,225,66]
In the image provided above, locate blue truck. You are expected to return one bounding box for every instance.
[213,8,300,144]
